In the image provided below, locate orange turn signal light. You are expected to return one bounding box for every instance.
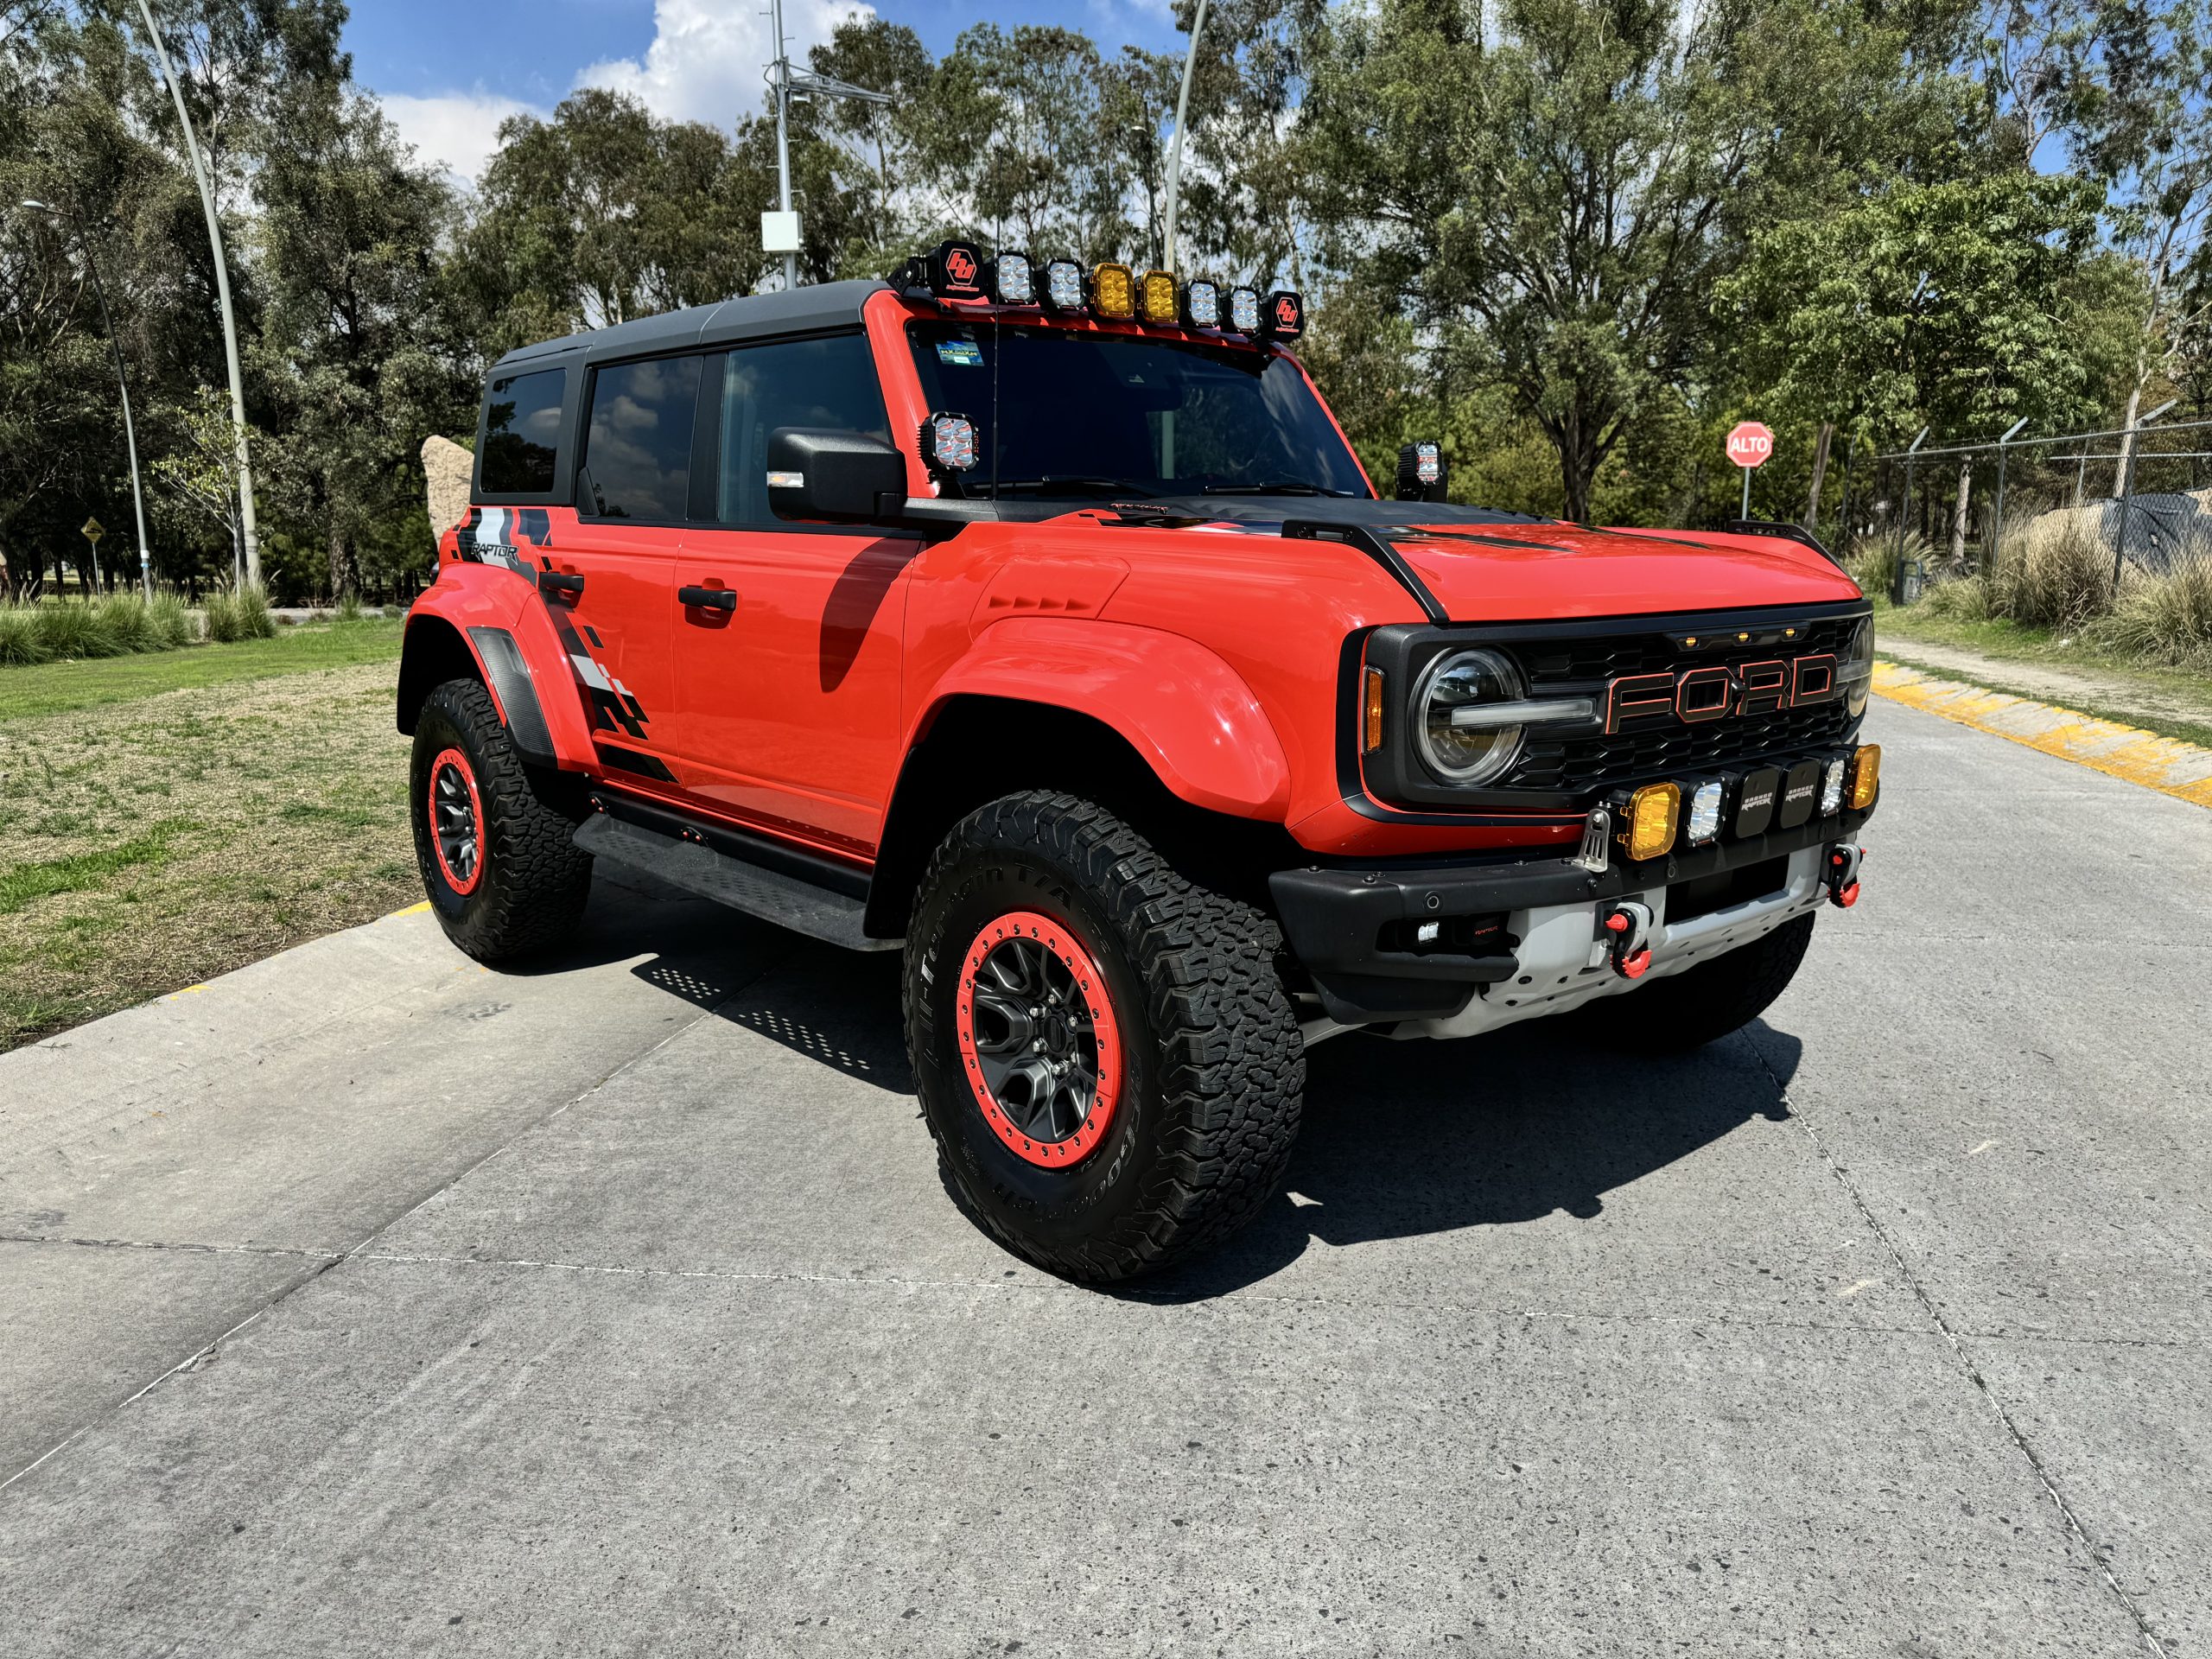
[1363,667,1386,752]
[1618,782,1681,862]
[1850,744,1881,810]
[1091,263,1135,320]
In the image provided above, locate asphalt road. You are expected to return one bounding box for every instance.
[3,696,2207,1657]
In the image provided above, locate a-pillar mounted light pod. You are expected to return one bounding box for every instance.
[1827,843,1865,908]
[1395,442,1448,502]
[919,411,978,477]
[1601,899,1655,979]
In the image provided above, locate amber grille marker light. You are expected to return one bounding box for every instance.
[1363,668,1386,752]
[1619,782,1681,861]
[1850,744,1882,810]
[1140,270,1178,324]
[1092,263,1135,319]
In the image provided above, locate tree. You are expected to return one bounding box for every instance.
[1299,0,1979,522]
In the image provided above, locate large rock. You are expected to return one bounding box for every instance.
[422,435,474,537]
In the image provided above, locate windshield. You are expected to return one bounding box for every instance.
[906,321,1371,499]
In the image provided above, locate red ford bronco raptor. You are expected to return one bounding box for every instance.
[400,244,1879,1282]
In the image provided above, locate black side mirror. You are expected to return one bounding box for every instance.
[766,428,907,524]
[1395,442,1448,503]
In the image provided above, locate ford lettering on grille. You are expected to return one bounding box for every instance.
[1605,653,1838,734]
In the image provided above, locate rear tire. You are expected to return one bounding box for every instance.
[905,791,1303,1283]
[1597,912,1816,1052]
[410,677,593,963]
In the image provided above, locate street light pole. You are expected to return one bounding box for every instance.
[25,200,153,599]
[132,0,258,588]
[1160,0,1211,271]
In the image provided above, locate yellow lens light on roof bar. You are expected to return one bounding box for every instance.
[1140,269,1178,323]
[1091,263,1135,319]
[1849,743,1881,810]
[1618,782,1681,861]
[1363,668,1386,752]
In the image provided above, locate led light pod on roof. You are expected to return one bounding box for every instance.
[920,411,977,475]
[1227,285,1262,334]
[988,251,1035,305]
[1139,269,1179,324]
[1091,263,1136,320]
[925,239,986,301]
[1043,259,1085,312]
[1263,289,1305,340]
[1182,278,1221,329]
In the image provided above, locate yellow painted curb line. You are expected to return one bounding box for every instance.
[1873,660,2212,811]
[383,900,432,919]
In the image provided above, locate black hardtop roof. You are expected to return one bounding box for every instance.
[489,278,890,375]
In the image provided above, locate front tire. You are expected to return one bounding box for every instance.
[905,791,1304,1283]
[410,677,593,962]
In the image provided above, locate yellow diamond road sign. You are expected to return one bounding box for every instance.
[81,517,103,545]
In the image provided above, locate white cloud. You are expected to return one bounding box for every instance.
[383,89,539,188]
[577,0,874,128]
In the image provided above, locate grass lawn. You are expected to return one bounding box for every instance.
[0,618,404,721]
[1874,600,2212,750]
[0,621,419,1051]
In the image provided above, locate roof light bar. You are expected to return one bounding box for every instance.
[1091,263,1136,321]
[1139,269,1178,325]
[1043,259,1085,313]
[1227,285,1262,334]
[987,251,1036,306]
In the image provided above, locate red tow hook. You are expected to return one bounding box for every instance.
[1601,900,1655,979]
[1827,844,1865,909]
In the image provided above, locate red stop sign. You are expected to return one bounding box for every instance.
[1726,421,1775,468]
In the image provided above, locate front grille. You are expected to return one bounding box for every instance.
[1503,613,1862,795]
[1511,701,1854,791]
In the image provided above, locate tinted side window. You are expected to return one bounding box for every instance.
[480,368,566,495]
[716,334,890,526]
[582,355,702,521]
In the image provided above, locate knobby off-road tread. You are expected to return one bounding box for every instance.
[414,677,593,962]
[1601,911,1816,1052]
[907,791,1305,1280]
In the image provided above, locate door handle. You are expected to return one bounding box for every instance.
[539,570,585,596]
[678,585,736,612]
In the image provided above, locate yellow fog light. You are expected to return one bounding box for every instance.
[1091,263,1135,320]
[1617,782,1681,861]
[1849,744,1881,810]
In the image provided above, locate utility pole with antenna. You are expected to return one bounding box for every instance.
[762,0,893,291]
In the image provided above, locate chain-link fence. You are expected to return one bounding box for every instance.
[1856,413,2212,583]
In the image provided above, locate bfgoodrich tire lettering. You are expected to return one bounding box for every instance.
[410,677,593,962]
[906,791,1304,1282]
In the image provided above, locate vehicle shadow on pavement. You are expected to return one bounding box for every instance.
[1127,1020,1804,1302]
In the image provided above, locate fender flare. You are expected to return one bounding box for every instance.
[916,617,1292,817]
[399,569,598,770]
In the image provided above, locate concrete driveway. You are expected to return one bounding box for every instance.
[3,697,2208,1656]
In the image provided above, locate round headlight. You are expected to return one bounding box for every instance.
[1414,647,1526,785]
[1843,618,1872,716]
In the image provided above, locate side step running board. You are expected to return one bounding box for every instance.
[574,812,898,952]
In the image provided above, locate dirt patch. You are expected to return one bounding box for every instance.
[0,659,418,1050]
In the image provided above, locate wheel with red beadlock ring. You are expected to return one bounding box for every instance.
[410,677,594,962]
[906,790,1305,1283]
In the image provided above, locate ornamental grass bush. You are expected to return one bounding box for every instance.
[1989,519,2114,632]
[94,594,159,654]
[2093,562,2212,672]
[34,601,114,659]
[148,590,194,647]
[0,604,45,665]
[201,588,242,643]
[234,582,276,639]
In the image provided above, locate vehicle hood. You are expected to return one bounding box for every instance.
[1384,520,1865,621]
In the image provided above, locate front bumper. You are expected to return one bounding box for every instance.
[1270,798,1875,1029]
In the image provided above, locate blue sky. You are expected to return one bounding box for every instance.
[351,0,1184,187]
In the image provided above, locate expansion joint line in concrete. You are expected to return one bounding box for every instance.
[1745,1034,2171,1658]
[0,943,796,1497]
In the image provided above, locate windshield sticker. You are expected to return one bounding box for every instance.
[936,340,984,367]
